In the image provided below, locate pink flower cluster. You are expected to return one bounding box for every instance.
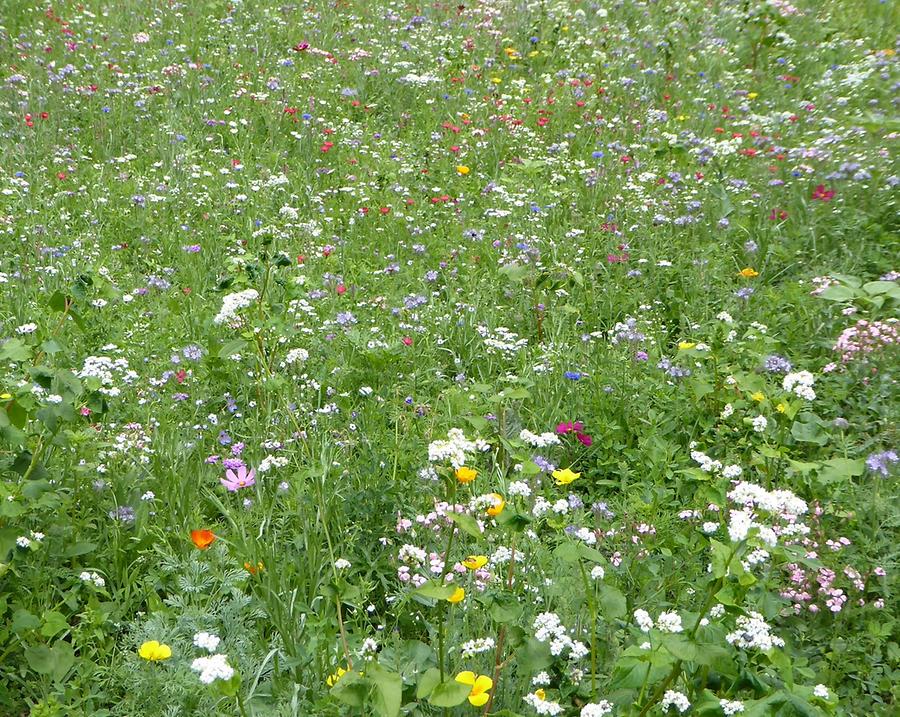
[834,319,899,364]
[556,421,593,446]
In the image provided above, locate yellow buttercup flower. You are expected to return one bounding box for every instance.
[486,493,505,517]
[534,689,546,700]
[678,342,696,350]
[747,92,758,100]
[462,555,488,570]
[0,393,11,400]
[776,403,786,413]
[455,671,493,707]
[552,468,580,486]
[326,666,347,687]
[138,640,172,661]
[456,165,470,176]
[750,391,765,403]
[739,267,759,278]
[455,466,477,484]
[447,586,466,604]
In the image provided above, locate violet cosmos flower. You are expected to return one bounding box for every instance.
[221,465,256,492]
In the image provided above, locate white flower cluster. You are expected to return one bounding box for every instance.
[720,699,745,715]
[427,428,487,467]
[519,429,561,448]
[476,325,528,356]
[725,612,785,651]
[661,690,690,713]
[281,348,309,366]
[79,571,106,587]
[460,637,495,658]
[78,355,135,396]
[580,702,613,717]
[193,631,221,652]
[689,449,741,479]
[782,371,816,400]
[509,480,532,498]
[213,289,259,325]
[655,611,684,634]
[523,692,563,715]
[258,455,289,473]
[191,653,235,684]
[532,613,588,659]
[726,481,809,546]
[633,609,654,633]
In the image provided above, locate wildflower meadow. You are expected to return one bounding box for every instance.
[1,0,898,715]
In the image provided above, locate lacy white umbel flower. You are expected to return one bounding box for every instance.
[655,611,684,633]
[661,690,690,712]
[580,702,613,717]
[726,612,785,651]
[192,631,221,652]
[191,653,234,683]
[427,428,478,468]
[213,289,259,326]
[633,608,654,633]
[782,370,816,400]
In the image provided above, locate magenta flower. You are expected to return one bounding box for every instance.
[221,465,256,492]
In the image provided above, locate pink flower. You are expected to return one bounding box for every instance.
[221,465,256,491]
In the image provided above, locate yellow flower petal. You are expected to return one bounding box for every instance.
[447,587,466,604]
[455,671,476,686]
[552,468,580,485]
[469,692,490,707]
[472,675,493,694]
[462,555,488,570]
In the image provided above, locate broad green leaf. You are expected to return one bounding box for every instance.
[0,338,32,362]
[599,585,627,619]
[427,678,471,707]
[448,512,482,540]
[416,667,441,699]
[414,581,458,601]
[367,662,402,717]
[41,610,69,638]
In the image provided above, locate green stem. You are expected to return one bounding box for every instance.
[577,560,599,700]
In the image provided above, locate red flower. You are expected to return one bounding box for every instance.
[811,184,835,202]
[402,337,413,346]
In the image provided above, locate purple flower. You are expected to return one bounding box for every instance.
[221,465,256,492]
[866,450,898,477]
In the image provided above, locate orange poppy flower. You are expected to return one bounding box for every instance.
[191,529,216,550]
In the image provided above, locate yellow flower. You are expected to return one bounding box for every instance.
[491,77,502,84]
[750,391,765,403]
[455,671,493,707]
[0,393,11,400]
[456,165,470,176]
[534,689,546,700]
[677,341,696,350]
[676,114,688,121]
[748,92,758,100]
[528,50,540,58]
[776,403,786,413]
[455,466,477,484]
[486,493,505,517]
[552,468,580,486]
[447,587,466,604]
[138,640,172,661]
[504,47,520,59]
[739,267,759,278]
[462,555,488,570]
[326,666,347,687]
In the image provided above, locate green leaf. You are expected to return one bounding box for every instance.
[330,670,367,707]
[427,678,471,708]
[661,634,697,661]
[553,541,580,563]
[516,637,552,673]
[448,512,483,540]
[862,280,899,297]
[416,667,442,699]
[218,339,248,359]
[12,608,41,633]
[790,414,828,446]
[64,542,98,558]
[818,285,855,302]
[0,338,32,362]
[367,663,402,717]
[41,610,69,638]
[816,458,864,485]
[598,585,627,619]
[24,642,74,682]
[710,539,733,578]
[414,581,458,601]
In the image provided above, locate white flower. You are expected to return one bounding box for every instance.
[722,464,742,479]
[590,565,605,580]
[79,571,105,587]
[16,536,31,548]
[661,690,690,712]
[428,428,477,468]
[783,371,816,401]
[720,699,745,715]
[190,654,234,683]
[532,671,551,686]
[16,323,37,334]
[141,491,156,501]
[460,637,495,658]
[813,684,829,699]
[359,638,379,656]
[335,558,352,569]
[752,415,768,433]
[580,701,613,717]
[633,609,654,632]
[214,289,259,325]
[193,632,221,652]
[523,692,564,715]
[702,521,719,534]
[656,611,683,634]
[509,480,532,498]
[728,509,753,542]
[726,612,784,651]
[519,429,561,448]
